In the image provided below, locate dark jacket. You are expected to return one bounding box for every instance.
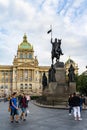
[71,96,80,107]
[20,97,27,108]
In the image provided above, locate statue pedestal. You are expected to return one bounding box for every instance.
[55,68,66,83]
[69,82,76,94]
[42,62,76,105]
[48,82,66,96]
[47,62,68,97]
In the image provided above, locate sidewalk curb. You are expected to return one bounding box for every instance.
[32,100,87,110]
[32,100,69,110]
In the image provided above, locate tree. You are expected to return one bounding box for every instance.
[76,74,87,95]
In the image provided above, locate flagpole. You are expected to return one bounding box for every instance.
[50,25,52,39]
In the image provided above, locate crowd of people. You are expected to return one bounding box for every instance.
[68,92,85,121]
[8,92,30,123]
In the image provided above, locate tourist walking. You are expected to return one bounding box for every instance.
[26,94,31,107]
[10,92,19,123]
[68,94,73,115]
[20,93,27,121]
[8,94,14,122]
[72,93,82,121]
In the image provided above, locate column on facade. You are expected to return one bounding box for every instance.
[31,69,33,81]
[12,67,17,91]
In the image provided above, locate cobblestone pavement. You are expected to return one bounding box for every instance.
[0,101,87,130]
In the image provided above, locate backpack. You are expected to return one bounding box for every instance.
[9,99,12,107]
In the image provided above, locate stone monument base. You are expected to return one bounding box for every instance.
[69,82,76,94]
[48,82,67,96]
[41,61,76,106]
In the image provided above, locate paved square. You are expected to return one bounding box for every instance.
[0,101,87,130]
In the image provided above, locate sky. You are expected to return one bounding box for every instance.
[0,0,87,75]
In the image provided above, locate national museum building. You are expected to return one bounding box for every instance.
[0,34,78,96]
[0,34,49,96]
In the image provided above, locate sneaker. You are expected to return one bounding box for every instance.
[78,118,82,121]
[69,113,71,115]
[23,119,26,121]
[15,121,19,123]
[11,121,14,123]
[75,118,77,121]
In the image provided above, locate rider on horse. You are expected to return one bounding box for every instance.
[51,38,63,64]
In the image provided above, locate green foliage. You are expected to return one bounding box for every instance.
[76,74,87,95]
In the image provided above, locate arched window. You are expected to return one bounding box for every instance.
[20,84,23,89]
[25,84,28,89]
[29,84,32,89]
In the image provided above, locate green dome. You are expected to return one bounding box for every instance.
[18,34,33,50]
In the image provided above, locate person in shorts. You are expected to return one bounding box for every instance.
[20,93,27,121]
[10,92,19,123]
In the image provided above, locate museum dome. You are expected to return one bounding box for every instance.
[18,34,33,50]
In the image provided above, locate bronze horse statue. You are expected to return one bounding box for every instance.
[51,38,63,64]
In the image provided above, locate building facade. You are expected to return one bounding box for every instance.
[0,34,49,96]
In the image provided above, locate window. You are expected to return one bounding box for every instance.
[20,86,23,89]
[29,84,32,89]
[25,84,28,89]
[2,72,5,76]
[20,77,23,81]
[2,78,4,82]
[1,85,3,89]
[29,77,32,81]
[5,85,8,89]
[29,54,32,59]
[5,72,8,76]
[20,84,23,89]
[5,78,8,83]
[24,53,27,58]
[20,53,23,58]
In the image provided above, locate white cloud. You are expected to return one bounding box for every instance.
[0,0,9,7]
[0,0,87,75]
